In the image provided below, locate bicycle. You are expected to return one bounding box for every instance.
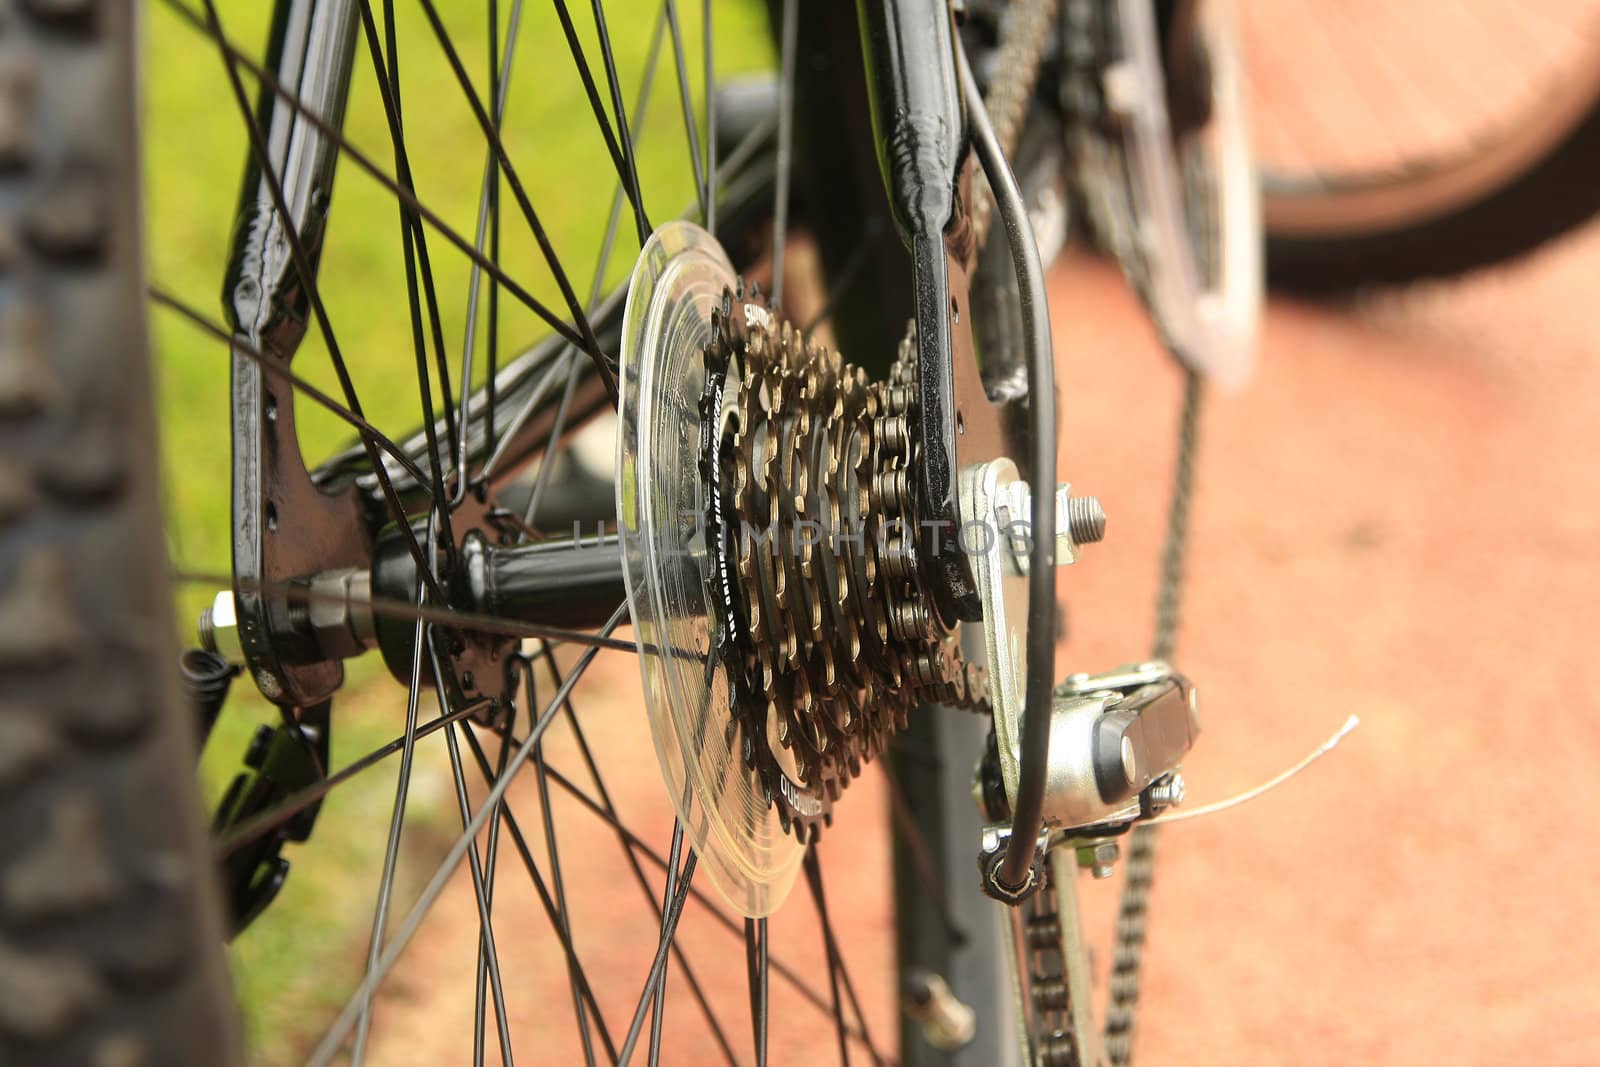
[1,2,1592,1065]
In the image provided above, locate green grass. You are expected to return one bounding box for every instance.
[143,2,772,1061]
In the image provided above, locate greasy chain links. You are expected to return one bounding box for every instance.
[701,285,986,838]
[1022,869,1084,1067]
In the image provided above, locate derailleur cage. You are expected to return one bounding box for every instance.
[978,660,1198,903]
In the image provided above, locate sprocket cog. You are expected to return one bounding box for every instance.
[702,286,987,839]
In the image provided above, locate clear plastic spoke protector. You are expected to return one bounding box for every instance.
[616,220,803,917]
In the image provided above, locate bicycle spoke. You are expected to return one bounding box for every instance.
[664,0,707,222]
[413,0,615,401]
[351,518,437,1066]
[458,723,622,1065]
[158,0,598,360]
[770,0,798,309]
[529,673,600,1067]
[411,205,462,468]
[211,698,482,858]
[473,701,517,1067]
[805,845,885,1067]
[521,7,670,531]
[149,290,432,489]
[880,757,965,944]
[457,0,526,494]
[544,650,739,1066]
[480,347,580,486]
[394,165,457,516]
[357,0,457,548]
[485,0,506,458]
[307,605,625,1065]
[540,761,888,1057]
[520,24,782,528]
[385,0,464,473]
[523,0,736,533]
[585,0,653,245]
[198,0,447,608]
[616,850,698,1065]
[547,0,646,244]
[744,917,769,1067]
[803,848,850,1067]
[703,0,717,236]
[801,225,880,340]
[646,819,686,1066]
[722,109,780,189]
[435,650,515,1067]
[824,909,881,1066]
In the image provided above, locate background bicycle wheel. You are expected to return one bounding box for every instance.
[1246,0,1600,289]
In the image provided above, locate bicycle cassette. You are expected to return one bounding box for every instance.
[617,222,981,915]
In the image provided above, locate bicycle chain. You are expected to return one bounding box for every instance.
[1101,366,1202,1065]
[970,0,1064,248]
[1021,872,1080,1067]
[1013,1,1212,1061]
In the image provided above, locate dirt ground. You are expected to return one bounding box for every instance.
[1051,234,1600,1065]
[356,211,1600,1067]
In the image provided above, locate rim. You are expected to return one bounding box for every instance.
[1249,4,1600,237]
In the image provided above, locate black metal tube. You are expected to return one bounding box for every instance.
[956,45,1059,893]
[856,0,978,622]
[854,0,964,247]
[462,532,628,631]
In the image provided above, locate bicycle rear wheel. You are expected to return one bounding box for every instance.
[1249,2,1600,291]
[0,1,1034,1064]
